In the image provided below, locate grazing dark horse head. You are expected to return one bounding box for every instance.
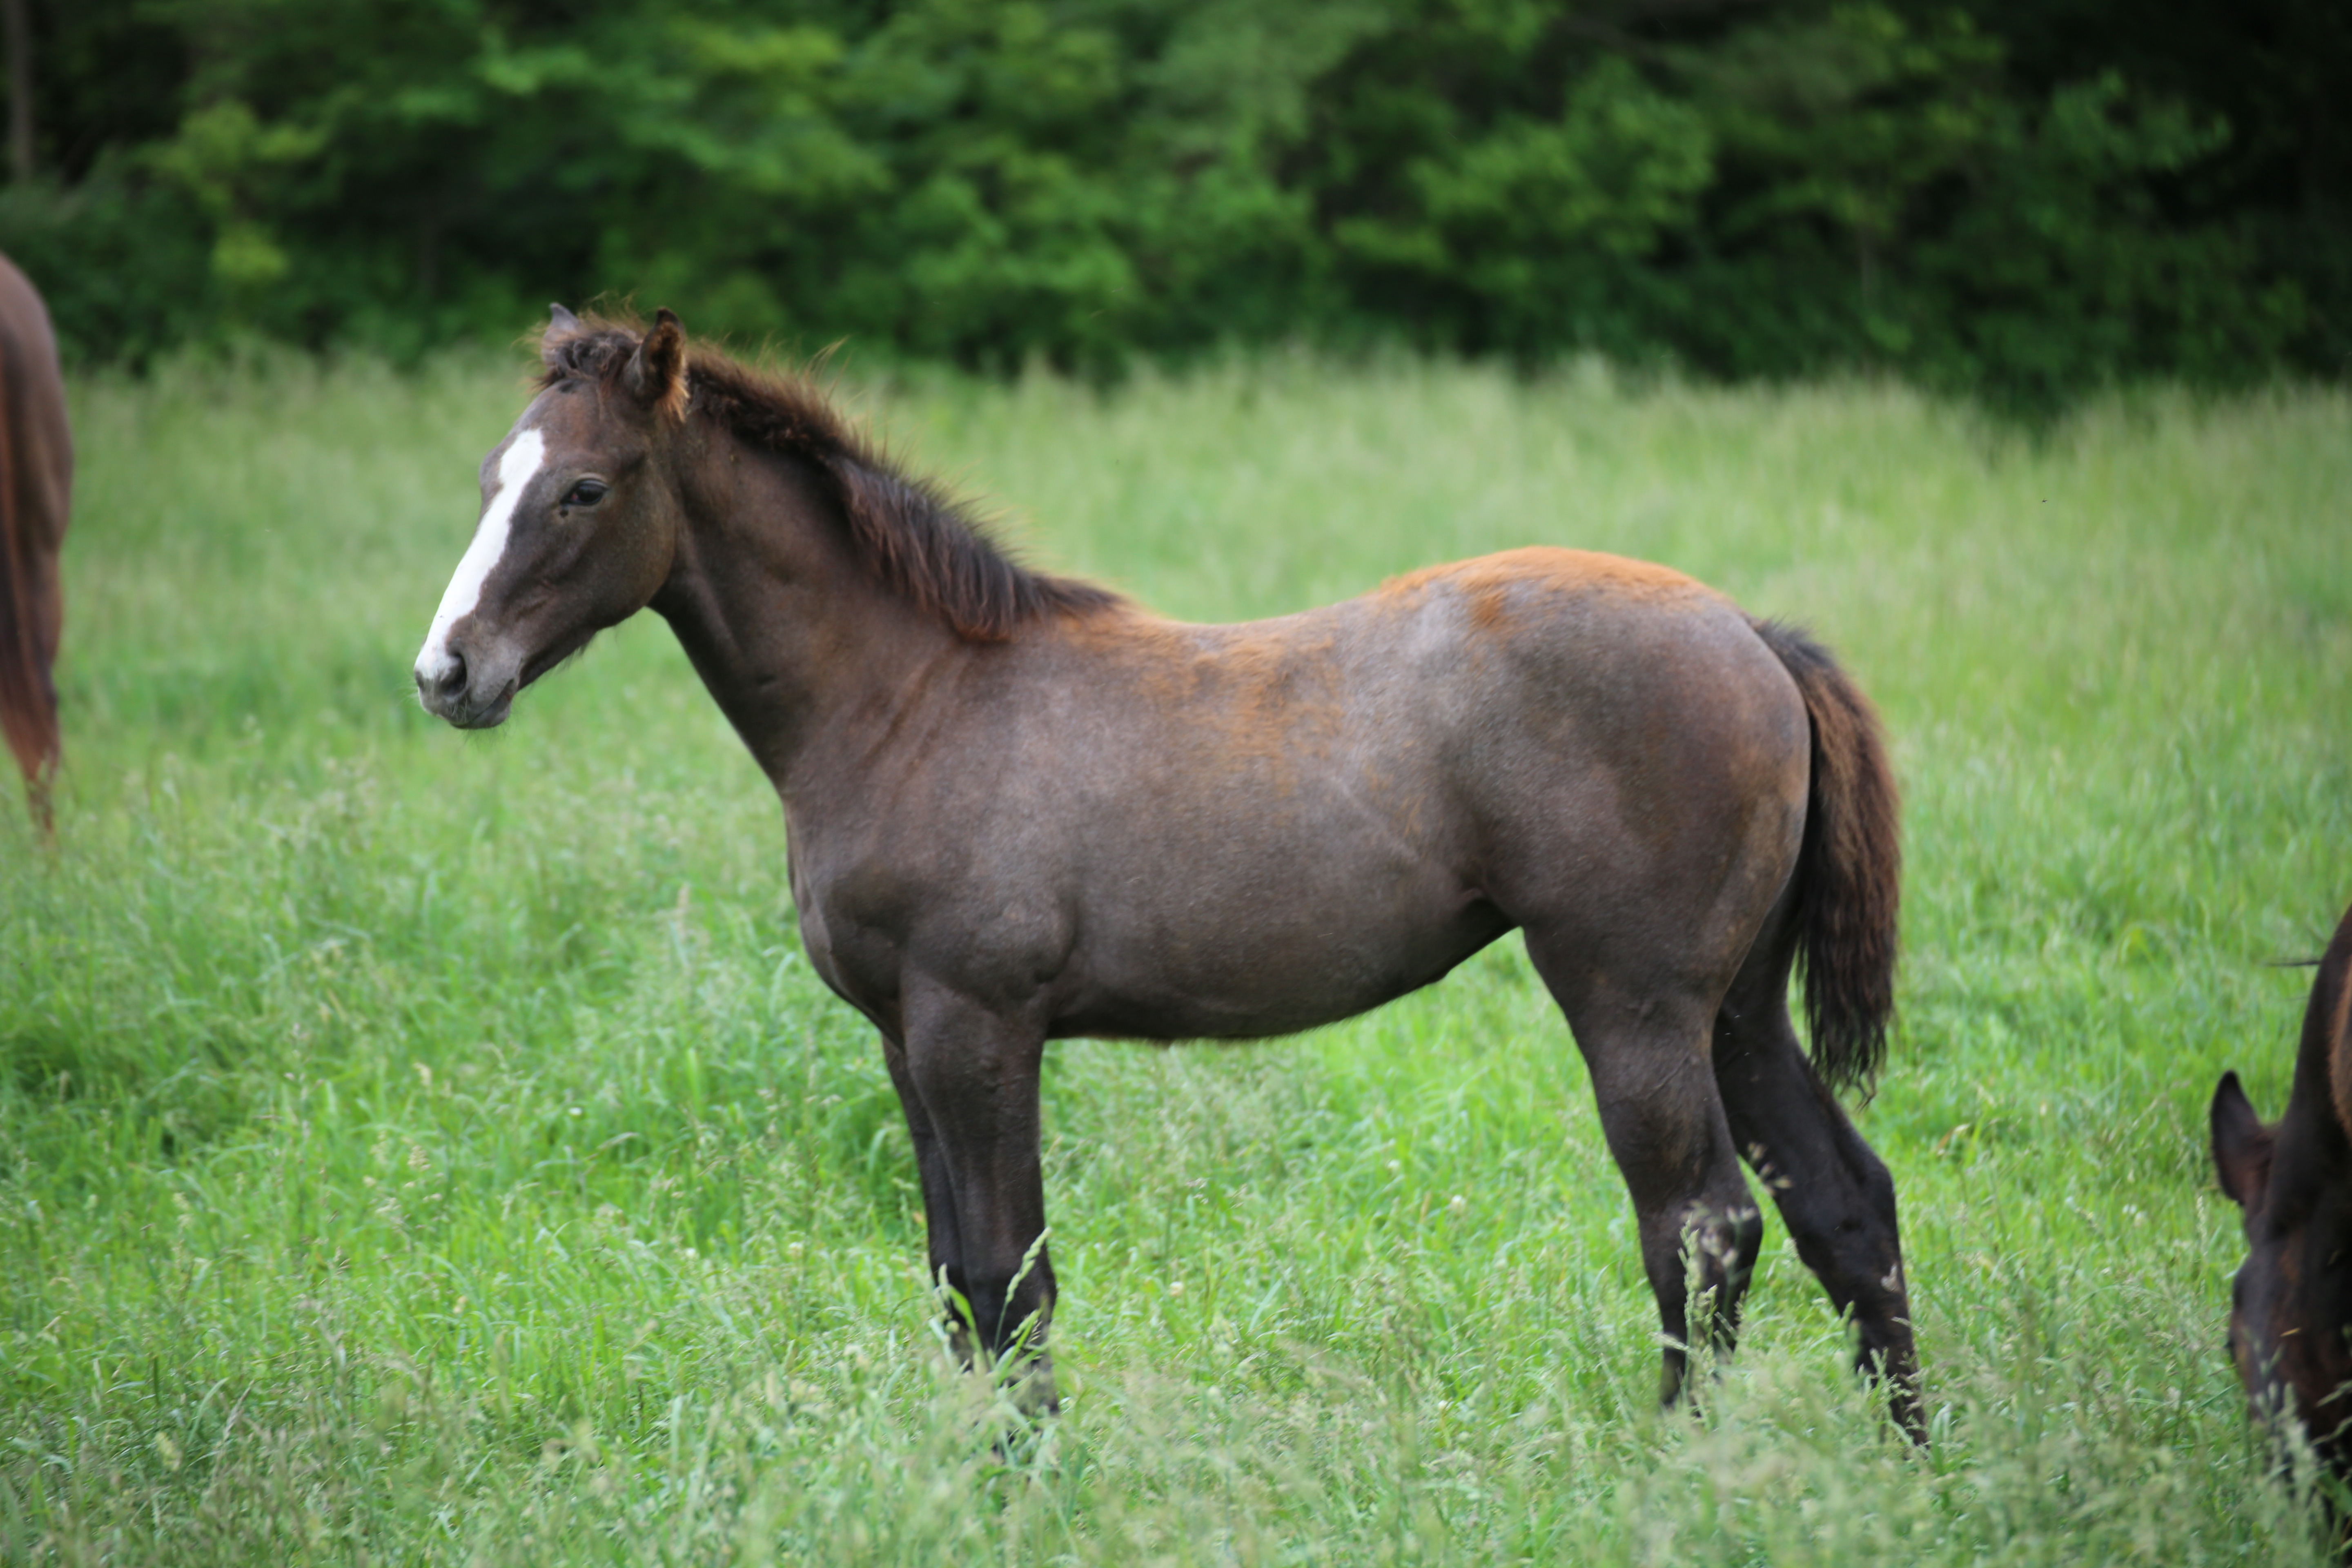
[418,307,1920,1437]
[2213,902,2352,1474]
[0,254,72,832]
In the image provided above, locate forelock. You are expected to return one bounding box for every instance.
[538,320,644,391]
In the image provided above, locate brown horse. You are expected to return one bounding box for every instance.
[0,253,71,832]
[415,309,1920,1432]
[2213,902,2352,1477]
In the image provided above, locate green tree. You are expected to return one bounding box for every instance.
[0,0,2339,403]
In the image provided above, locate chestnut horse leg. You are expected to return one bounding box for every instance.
[1536,948,1764,1406]
[1712,923,1924,1439]
[899,986,1059,1414]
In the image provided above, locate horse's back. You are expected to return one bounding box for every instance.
[1105,546,1806,836]
[0,253,73,798]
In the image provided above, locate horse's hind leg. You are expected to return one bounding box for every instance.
[1713,943,1923,1438]
[1530,941,1764,1405]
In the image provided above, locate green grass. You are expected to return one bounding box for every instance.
[2,347,2348,1564]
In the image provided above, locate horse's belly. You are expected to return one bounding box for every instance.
[1049,887,1513,1042]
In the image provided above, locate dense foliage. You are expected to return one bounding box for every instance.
[0,0,2344,405]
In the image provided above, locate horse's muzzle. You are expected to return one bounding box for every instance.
[414,643,514,729]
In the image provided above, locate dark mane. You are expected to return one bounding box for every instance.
[539,317,1121,641]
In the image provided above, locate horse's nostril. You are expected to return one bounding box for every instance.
[418,649,468,704]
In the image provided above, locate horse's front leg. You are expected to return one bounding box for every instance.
[879,1033,973,1364]
[897,982,1058,1415]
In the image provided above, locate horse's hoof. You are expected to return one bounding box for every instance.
[1008,1352,1060,1419]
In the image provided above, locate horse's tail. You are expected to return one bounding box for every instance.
[0,258,66,832]
[1751,619,1901,1093]
[0,358,58,814]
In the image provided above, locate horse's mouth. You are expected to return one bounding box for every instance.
[448,687,515,730]
[417,678,515,731]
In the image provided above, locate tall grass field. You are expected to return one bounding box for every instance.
[2,349,2347,1564]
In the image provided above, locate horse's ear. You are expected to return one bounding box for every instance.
[2213,1071,2274,1208]
[2319,904,2352,1140]
[541,303,584,371]
[627,308,688,419]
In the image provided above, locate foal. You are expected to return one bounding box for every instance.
[415,309,1921,1433]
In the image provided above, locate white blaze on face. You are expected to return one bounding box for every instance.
[415,427,547,685]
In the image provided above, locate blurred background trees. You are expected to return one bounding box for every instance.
[0,0,2341,407]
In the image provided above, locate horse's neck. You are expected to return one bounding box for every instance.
[650,438,955,793]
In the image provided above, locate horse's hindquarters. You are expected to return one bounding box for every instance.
[1442,594,1811,1007]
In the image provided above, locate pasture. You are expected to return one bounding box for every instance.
[1,350,2346,1564]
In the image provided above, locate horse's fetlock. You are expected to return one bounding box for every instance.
[1728,1202,1765,1258]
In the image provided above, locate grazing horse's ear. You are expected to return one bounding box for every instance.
[2323,914,2352,1142]
[627,308,688,420]
[2213,1071,2275,1208]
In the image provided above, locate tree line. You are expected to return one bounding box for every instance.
[0,0,2342,407]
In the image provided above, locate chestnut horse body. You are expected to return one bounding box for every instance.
[0,254,71,830]
[2213,902,2352,1474]
[416,310,1920,1429]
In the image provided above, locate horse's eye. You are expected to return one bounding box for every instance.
[563,479,608,508]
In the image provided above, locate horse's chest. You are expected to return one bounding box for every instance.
[793,834,1077,1019]
[782,832,891,1018]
